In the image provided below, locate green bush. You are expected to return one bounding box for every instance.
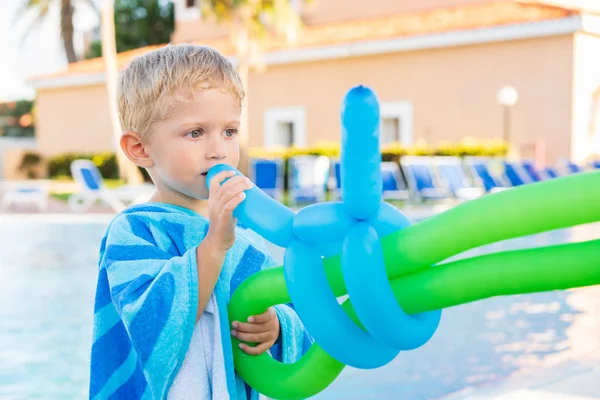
[47,152,119,179]
[248,138,508,162]
[45,138,507,184]
[19,151,42,179]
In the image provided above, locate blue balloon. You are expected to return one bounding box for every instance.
[283,239,399,368]
[206,164,294,248]
[206,84,442,371]
[342,222,441,351]
[341,86,382,221]
[292,202,354,244]
[370,201,411,237]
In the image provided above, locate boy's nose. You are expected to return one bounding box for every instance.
[205,137,227,160]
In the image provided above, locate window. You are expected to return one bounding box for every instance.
[265,107,307,148]
[276,121,295,147]
[381,117,400,145]
[186,0,196,7]
[380,102,413,146]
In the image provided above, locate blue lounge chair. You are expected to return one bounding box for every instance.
[463,157,509,193]
[329,160,342,200]
[521,160,543,182]
[541,166,559,179]
[381,161,410,201]
[288,155,330,206]
[330,160,409,201]
[560,159,584,174]
[249,158,284,201]
[69,159,154,212]
[400,156,449,201]
[433,156,484,200]
[0,179,51,212]
[502,160,533,186]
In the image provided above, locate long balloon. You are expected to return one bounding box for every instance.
[205,84,600,400]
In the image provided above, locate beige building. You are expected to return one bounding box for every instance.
[10,0,600,178]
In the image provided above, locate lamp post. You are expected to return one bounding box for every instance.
[497,86,519,156]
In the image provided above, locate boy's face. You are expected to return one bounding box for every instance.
[144,88,241,200]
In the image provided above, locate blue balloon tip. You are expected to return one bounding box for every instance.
[341,85,380,130]
[343,85,379,108]
[205,164,240,190]
[346,85,374,99]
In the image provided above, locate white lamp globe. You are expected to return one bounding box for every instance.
[497,86,519,107]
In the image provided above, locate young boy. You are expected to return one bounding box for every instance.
[89,44,311,400]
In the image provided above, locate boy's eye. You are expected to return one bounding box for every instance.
[224,129,238,137]
[187,129,202,138]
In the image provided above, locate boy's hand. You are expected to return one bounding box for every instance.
[205,170,253,251]
[231,307,280,355]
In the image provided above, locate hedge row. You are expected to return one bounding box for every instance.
[248,138,508,162]
[46,152,151,182]
[38,138,507,179]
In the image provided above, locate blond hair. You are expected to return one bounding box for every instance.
[118,44,244,139]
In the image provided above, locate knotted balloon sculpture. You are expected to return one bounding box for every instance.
[207,85,600,400]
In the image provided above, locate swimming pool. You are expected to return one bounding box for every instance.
[1,214,599,399]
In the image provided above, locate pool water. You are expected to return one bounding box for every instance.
[1,216,599,400]
[0,220,105,400]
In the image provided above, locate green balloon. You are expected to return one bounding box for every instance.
[228,171,600,400]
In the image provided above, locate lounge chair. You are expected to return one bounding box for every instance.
[502,160,533,186]
[560,159,584,174]
[520,160,543,182]
[288,155,330,206]
[433,156,485,200]
[249,158,284,202]
[400,156,449,201]
[381,161,410,201]
[0,179,51,212]
[68,159,154,212]
[541,166,560,179]
[463,157,509,193]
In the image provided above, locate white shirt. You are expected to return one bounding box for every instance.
[167,294,229,400]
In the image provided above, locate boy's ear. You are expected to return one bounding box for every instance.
[120,130,154,168]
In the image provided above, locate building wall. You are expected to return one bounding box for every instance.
[571,31,600,162]
[32,34,575,170]
[0,138,39,179]
[35,85,115,156]
[247,34,575,164]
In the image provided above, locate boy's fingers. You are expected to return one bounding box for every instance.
[248,307,276,324]
[223,192,245,213]
[232,330,272,343]
[232,321,270,333]
[209,170,235,192]
[215,178,252,209]
[218,175,252,194]
[208,171,235,200]
[239,341,271,356]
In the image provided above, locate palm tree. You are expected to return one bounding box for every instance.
[19,0,97,64]
[201,0,304,175]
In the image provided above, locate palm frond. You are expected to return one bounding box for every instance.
[15,0,53,45]
[14,0,52,20]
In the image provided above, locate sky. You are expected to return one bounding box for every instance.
[0,1,98,101]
